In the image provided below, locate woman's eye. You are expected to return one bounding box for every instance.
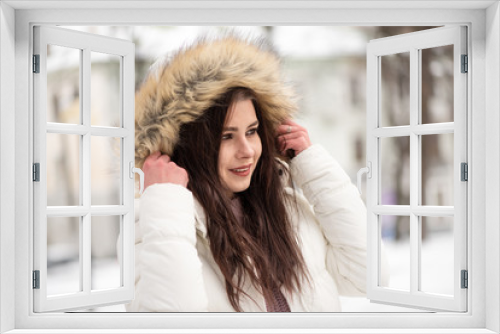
[222,133,232,140]
[246,128,258,136]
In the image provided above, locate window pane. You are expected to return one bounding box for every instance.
[380,52,410,127]
[420,216,454,296]
[91,52,121,127]
[91,216,121,291]
[91,136,121,205]
[46,45,81,124]
[380,215,410,291]
[47,217,80,296]
[421,133,454,206]
[381,136,410,205]
[47,133,80,206]
[421,45,454,124]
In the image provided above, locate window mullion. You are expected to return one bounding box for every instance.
[46,123,129,138]
[81,47,92,295]
[373,123,454,138]
[410,47,420,295]
[81,214,91,294]
[413,123,454,135]
[373,205,454,216]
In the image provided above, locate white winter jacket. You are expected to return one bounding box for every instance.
[126,144,379,312]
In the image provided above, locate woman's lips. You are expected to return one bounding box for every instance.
[229,164,252,177]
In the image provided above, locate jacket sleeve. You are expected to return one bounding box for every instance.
[290,144,388,296]
[127,183,209,312]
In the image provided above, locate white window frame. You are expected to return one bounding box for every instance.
[0,1,499,333]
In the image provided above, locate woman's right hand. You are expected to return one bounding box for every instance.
[142,151,189,190]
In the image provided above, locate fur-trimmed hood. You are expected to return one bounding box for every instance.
[134,34,298,168]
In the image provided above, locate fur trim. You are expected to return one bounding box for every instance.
[135,34,298,168]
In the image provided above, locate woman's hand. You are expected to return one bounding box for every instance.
[276,119,312,157]
[142,151,189,190]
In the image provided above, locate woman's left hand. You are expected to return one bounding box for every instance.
[276,119,312,157]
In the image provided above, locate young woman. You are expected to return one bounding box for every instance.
[130,35,386,312]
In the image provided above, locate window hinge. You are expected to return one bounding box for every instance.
[33,54,40,73]
[33,163,40,182]
[33,270,40,289]
[461,270,468,289]
[461,54,468,73]
[461,162,468,181]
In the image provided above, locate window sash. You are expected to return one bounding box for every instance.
[366,26,468,312]
[32,25,135,312]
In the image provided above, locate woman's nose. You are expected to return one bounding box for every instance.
[236,138,253,157]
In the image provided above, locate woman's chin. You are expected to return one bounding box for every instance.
[227,183,251,195]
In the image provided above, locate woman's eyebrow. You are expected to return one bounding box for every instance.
[223,120,259,132]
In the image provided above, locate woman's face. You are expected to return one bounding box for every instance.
[218,99,262,197]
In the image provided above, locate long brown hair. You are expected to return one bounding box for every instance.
[171,87,308,311]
